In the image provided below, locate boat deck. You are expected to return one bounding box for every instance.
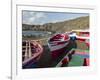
[56,48,89,67]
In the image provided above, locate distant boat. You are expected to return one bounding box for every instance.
[22,40,43,68]
[48,33,70,60]
[68,29,90,48]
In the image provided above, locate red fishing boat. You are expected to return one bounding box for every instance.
[69,30,90,48]
[48,33,70,60]
[22,40,43,68]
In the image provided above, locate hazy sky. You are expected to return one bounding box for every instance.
[22,11,89,25]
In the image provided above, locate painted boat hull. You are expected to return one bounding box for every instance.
[48,33,70,60]
[22,41,43,68]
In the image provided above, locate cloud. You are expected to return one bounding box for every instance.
[22,11,89,25]
[22,11,46,25]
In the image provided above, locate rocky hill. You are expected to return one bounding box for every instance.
[22,16,89,33]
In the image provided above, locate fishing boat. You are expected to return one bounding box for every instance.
[22,40,43,68]
[68,29,90,48]
[73,30,90,48]
[48,33,70,60]
[56,48,89,67]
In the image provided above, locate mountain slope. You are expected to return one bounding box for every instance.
[22,16,89,32]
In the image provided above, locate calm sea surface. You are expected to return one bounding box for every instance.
[22,31,52,37]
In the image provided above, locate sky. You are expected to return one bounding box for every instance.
[22,11,89,25]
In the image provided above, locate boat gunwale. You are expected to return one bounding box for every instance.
[22,41,43,66]
[48,33,70,43]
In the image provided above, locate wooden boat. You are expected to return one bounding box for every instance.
[69,30,90,48]
[22,40,43,68]
[56,48,89,67]
[48,33,70,60]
